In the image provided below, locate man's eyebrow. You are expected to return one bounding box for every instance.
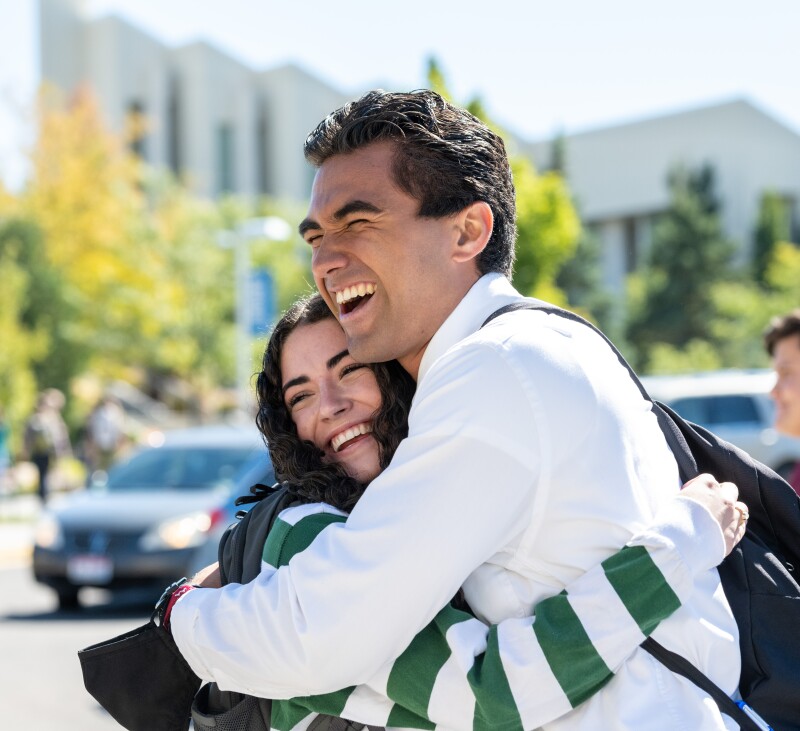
[332,200,382,221]
[298,218,320,237]
[298,200,382,237]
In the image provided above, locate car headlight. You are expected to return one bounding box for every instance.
[34,513,64,550]
[138,511,214,551]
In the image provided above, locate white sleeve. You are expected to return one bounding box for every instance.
[172,343,547,697]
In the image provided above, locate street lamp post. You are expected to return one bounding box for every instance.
[218,216,292,416]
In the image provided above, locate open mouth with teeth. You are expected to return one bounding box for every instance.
[331,422,373,453]
[336,283,376,315]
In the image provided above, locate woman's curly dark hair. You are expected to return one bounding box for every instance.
[255,293,416,512]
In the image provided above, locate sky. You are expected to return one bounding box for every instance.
[1,0,799,188]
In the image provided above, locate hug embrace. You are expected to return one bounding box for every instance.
[83,90,800,731]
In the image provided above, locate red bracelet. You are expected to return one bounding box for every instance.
[163,584,196,630]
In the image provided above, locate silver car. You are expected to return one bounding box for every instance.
[642,369,800,480]
[32,424,273,609]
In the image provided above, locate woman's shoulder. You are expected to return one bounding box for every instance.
[263,502,348,568]
[276,501,348,526]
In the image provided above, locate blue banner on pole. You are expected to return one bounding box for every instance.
[248,268,275,335]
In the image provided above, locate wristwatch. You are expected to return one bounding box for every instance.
[152,577,195,628]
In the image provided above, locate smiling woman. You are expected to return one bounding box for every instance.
[255,292,415,511]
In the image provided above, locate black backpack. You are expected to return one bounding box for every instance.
[191,483,383,731]
[485,300,800,731]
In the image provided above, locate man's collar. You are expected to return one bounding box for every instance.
[417,273,522,383]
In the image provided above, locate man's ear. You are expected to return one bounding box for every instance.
[453,201,493,264]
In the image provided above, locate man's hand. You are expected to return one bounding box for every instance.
[680,473,748,556]
[192,561,222,588]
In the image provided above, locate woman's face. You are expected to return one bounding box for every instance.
[281,318,383,483]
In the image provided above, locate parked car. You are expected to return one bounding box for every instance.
[642,369,800,480]
[32,424,273,609]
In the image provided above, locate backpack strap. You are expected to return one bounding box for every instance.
[482,300,774,731]
[642,638,772,731]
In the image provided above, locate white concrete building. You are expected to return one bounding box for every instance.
[39,0,350,201]
[525,100,800,294]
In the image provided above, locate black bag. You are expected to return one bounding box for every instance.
[78,619,201,731]
[485,300,800,731]
[193,483,382,731]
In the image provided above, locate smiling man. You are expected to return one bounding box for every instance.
[169,90,743,730]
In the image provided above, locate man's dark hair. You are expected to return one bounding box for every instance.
[304,89,517,277]
[255,293,416,511]
[764,310,800,356]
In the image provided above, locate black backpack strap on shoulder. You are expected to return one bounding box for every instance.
[642,638,773,731]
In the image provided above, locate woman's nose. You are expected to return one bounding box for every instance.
[319,383,349,420]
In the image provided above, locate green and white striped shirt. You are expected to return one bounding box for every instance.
[264,499,711,731]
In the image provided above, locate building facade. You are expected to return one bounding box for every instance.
[525,100,800,294]
[39,0,349,201]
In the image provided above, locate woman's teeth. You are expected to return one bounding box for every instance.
[331,423,373,452]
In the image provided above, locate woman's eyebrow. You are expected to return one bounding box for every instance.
[281,350,349,395]
[282,375,308,395]
[327,349,349,369]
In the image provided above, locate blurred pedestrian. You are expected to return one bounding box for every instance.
[85,394,126,473]
[22,389,72,502]
[764,309,800,496]
[0,406,11,493]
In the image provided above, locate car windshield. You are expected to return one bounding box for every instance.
[104,446,260,491]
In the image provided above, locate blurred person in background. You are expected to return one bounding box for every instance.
[764,309,800,496]
[85,394,126,473]
[22,389,72,502]
[0,406,10,492]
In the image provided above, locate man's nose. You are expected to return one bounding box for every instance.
[311,237,349,279]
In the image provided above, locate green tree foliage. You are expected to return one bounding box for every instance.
[1,88,312,425]
[556,228,616,333]
[0,218,80,395]
[512,158,581,303]
[0,238,49,451]
[752,191,790,286]
[626,164,735,370]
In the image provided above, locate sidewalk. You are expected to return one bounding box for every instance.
[0,494,40,568]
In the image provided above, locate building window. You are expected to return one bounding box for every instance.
[624,217,638,273]
[216,123,235,195]
[256,105,268,195]
[127,101,147,159]
[167,80,181,176]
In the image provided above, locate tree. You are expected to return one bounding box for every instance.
[752,191,790,286]
[626,164,735,370]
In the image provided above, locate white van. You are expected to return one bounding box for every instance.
[641,369,800,481]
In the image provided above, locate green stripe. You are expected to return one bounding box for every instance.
[272,687,355,731]
[262,516,292,567]
[264,512,347,568]
[602,544,681,636]
[386,605,468,729]
[533,590,613,708]
[469,624,523,731]
[278,513,347,566]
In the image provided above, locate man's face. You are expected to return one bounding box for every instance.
[300,141,478,378]
[771,333,800,437]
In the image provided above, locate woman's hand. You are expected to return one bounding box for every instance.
[192,561,222,588]
[680,473,748,556]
